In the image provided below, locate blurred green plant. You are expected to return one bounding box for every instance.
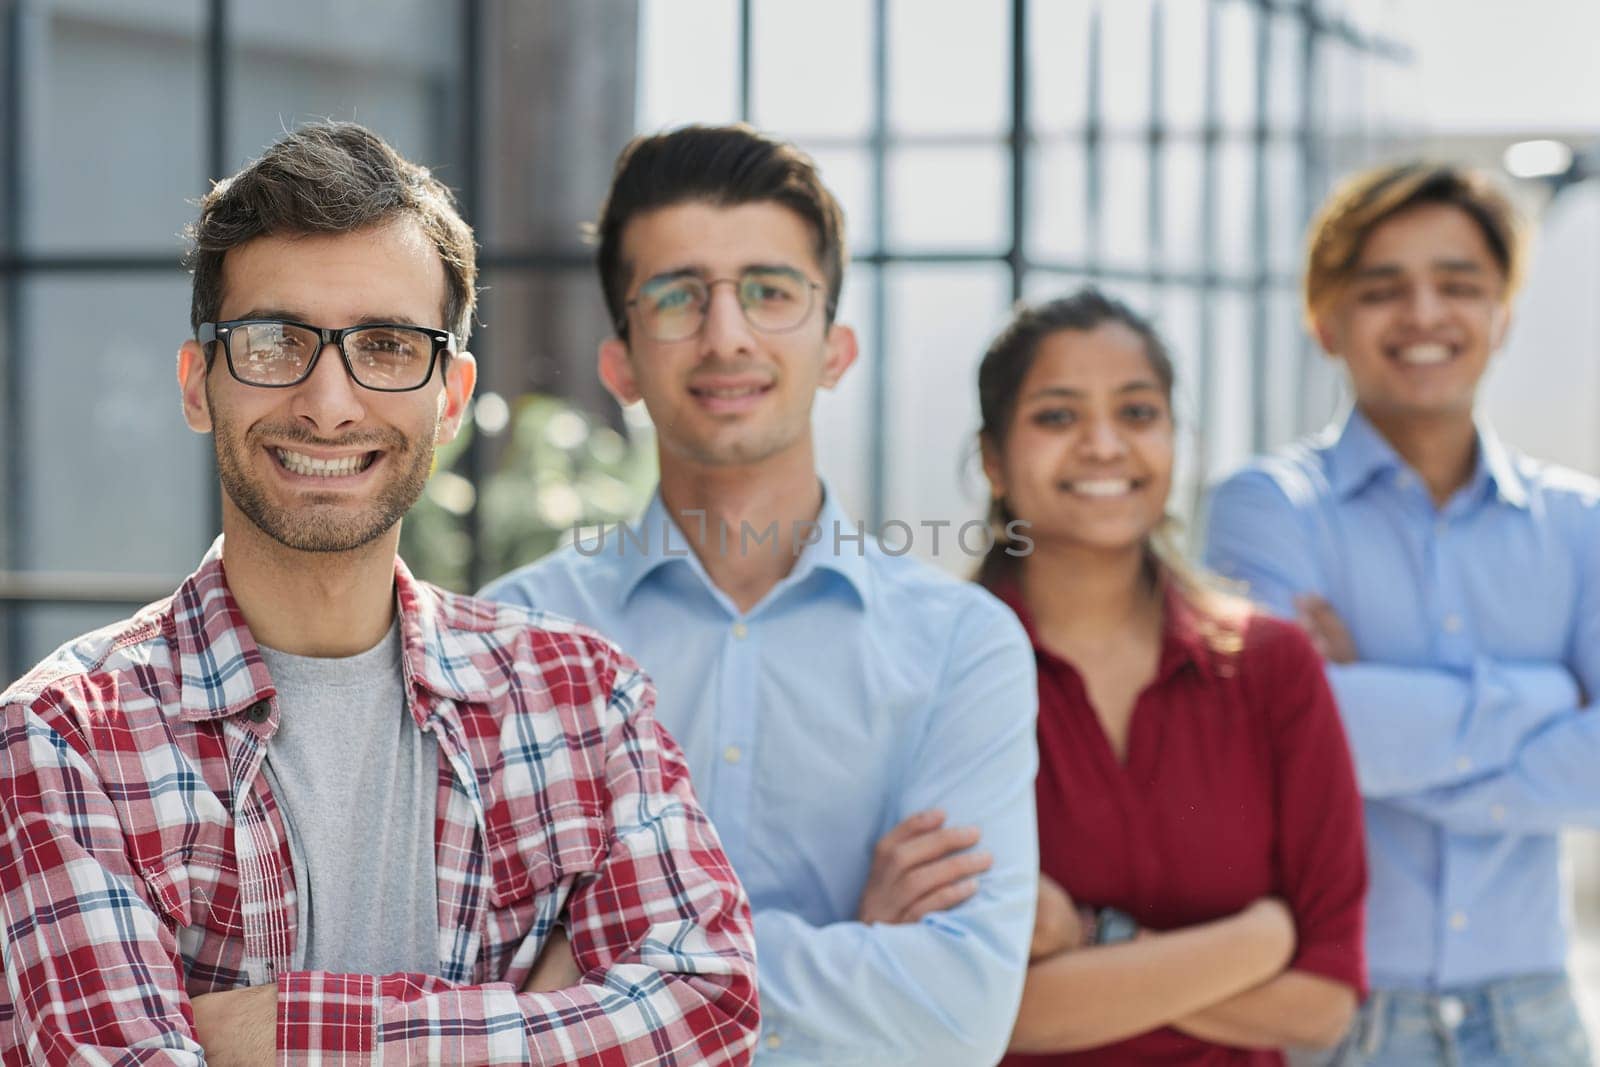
[400,394,657,592]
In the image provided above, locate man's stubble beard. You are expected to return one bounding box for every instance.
[211,405,437,554]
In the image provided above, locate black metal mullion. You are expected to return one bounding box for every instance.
[737,0,752,124]
[1146,0,1165,303]
[203,0,227,538]
[1083,4,1102,275]
[460,0,485,592]
[1007,0,1026,304]
[1196,0,1220,477]
[867,0,888,531]
[1249,3,1271,452]
[2,0,23,681]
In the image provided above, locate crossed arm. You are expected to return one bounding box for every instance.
[1203,469,1600,832]
[0,689,758,1066]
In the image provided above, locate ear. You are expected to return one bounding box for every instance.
[819,323,859,390]
[178,340,214,433]
[435,351,478,445]
[597,336,643,406]
[979,432,1005,500]
[1311,314,1340,359]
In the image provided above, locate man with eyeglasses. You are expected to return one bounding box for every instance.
[481,124,1039,1065]
[0,122,758,1065]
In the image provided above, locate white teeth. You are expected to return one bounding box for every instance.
[1398,343,1452,365]
[697,386,763,398]
[276,449,369,477]
[1068,479,1135,497]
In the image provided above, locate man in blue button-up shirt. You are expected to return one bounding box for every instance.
[482,125,1039,1066]
[1205,163,1597,1064]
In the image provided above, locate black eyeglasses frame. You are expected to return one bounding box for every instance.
[197,318,455,393]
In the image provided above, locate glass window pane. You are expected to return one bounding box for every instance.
[17,275,212,576]
[637,0,740,128]
[1028,0,1093,133]
[1100,0,1153,132]
[883,265,1010,572]
[888,0,1008,136]
[752,0,871,138]
[1102,138,1152,269]
[478,1,639,257]
[1161,0,1208,133]
[1215,138,1255,276]
[15,604,142,685]
[814,265,877,526]
[1266,141,1303,275]
[806,146,876,258]
[1161,139,1204,272]
[1021,270,1090,305]
[1206,290,1253,479]
[887,146,1008,253]
[1262,286,1307,449]
[227,0,459,170]
[1266,12,1303,132]
[1217,2,1259,134]
[1029,141,1089,263]
[24,1,204,253]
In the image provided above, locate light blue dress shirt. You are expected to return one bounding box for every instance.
[1204,410,1600,991]
[481,488,1039,1065]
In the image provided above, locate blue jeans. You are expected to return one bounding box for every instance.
[1333,974,1592,1066]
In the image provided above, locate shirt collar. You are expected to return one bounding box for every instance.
[616,482,870,610]
[171,536,493,725]
[992,578,1216,686]
[1326,408,1529,510]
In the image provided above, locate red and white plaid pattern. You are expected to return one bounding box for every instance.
[0,541,758,1065]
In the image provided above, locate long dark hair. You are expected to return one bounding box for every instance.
[974,288,1245,645]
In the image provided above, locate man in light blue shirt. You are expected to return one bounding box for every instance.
[482,125,1039,1065]
[1205,162,1597,1065]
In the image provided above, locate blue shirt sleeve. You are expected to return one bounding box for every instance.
[1378,496,1600,834]
[1203,467,1575,797]
[749,599,1039,1066]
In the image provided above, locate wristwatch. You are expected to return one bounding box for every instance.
[1089,906,1140,946]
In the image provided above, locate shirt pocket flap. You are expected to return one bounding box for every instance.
[485,800,608,907]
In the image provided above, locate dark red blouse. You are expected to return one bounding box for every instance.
[997,585,1367,1067]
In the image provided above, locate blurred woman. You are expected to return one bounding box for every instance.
[979,289,1367,1065]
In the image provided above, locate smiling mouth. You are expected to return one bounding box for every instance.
[689,383,773,400]
[1393,342,1455,366]
[273,448,378,478]
[1062,478,1143,498]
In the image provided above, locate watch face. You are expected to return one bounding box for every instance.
[1097,907,1139,945]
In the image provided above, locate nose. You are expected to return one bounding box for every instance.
[1077,415,1129,461]
[288,341,367,434]
[1406,282,1448,330]
[697,279,757,360]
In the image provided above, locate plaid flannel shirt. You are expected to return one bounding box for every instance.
[0,541,759,1065]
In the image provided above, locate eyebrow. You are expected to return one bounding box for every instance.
[638,262,808,287]
[1351,259,1488,281]
[232,308,430,328]
[1024,381,1163,401]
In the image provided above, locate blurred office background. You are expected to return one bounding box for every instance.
[1,0,1598,1027]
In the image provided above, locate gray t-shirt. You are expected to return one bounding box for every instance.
[258,623,440,975]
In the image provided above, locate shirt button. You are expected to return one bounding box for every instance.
[723,745,742,764]
[1455,756,1473,773]
[732,622,749,640]
[245,700,271,724]
[1438,995,1466,1029]
[1449,911,1469,931]
[1442,614,1463,633]
[1491,804,1507,823]
[765,1034,782,1050]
